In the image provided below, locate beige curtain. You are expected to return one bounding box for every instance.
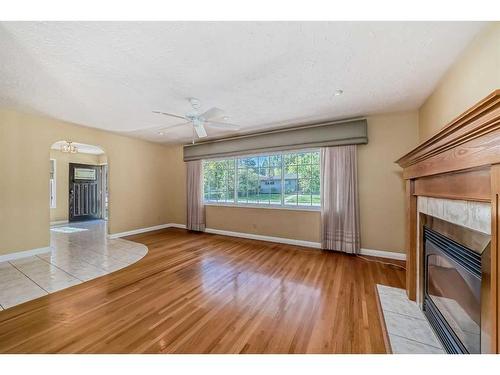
[186,160,205,232]
[320,145,360,254]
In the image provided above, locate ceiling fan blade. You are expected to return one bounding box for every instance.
[194,123,208,138]
[152,111,187,120]
[205,121,240,130]
[200,107,224,121]
[158,122,191,133]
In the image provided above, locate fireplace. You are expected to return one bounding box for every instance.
[423,215,491,354]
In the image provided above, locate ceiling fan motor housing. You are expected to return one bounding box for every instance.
[189,97,201,109]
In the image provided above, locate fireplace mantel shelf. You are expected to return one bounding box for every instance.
[395,90,500,354]
[397,90,500,179]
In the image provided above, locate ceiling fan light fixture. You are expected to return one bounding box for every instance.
[152,98,239,141]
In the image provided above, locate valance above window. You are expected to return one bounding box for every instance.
[183,118,368,161]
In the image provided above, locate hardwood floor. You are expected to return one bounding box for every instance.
[0,228,405,353]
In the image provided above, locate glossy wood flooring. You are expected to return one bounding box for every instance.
[0,228,405,353]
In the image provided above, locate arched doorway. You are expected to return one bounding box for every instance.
[49,141,108,227]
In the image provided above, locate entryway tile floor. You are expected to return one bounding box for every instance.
[0,220,147,310]
[377,284,445,354]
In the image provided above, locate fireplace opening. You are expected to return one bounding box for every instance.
[422,215,491,354]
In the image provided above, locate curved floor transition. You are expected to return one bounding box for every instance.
[0,220,147,310]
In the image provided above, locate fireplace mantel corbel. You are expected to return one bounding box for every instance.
[396,90,500,353]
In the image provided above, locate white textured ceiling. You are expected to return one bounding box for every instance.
[0,21,487,143]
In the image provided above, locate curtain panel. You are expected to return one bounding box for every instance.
[320,145,361,254]
[186,160,206,232]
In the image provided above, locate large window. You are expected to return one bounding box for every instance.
[203,150,320,209]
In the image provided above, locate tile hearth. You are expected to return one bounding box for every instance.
[377,284,445,354]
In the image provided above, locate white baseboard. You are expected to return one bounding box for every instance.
[0,247,51,263]
[204,228,405,260]
[107,222,406,261]
[50,220,68,226]
[205,227,322,249]
[168,223,187,229]
[107,223,172,239]
[359,248,406,261]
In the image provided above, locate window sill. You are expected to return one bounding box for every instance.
[204,202,321,212]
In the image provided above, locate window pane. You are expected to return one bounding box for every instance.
[237,168,248,203]
[248,166,258,176]
[298,194,312,206]
[209,192,220,202]
[311,162,320,205]
[284,153,297,165]
[247,181,259,199]
[312,195,321,206]
[270,154,282,166]
[297,165,312,179]
[237,190,247,203]
[270,193,281,205]
[222,191,232,203]
[297,152,312,165]
[311,151,319,164]
[284,178,298,194]
[259,167,269,177]
[284,164,297,177]
[258,192,270,204]
[284,193,298,205]
[284,174,298,205]
[239,157,258,168]
[204,159,235,204]
[258,156,269,167]
[298,179,312,194]
[228,172,235,189]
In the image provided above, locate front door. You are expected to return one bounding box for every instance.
[69,163,102,222]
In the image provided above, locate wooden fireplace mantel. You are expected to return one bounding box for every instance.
[396,90,500,353]
[397,90,500,179]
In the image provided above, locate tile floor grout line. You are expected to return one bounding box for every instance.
[389,332,444,351]
[40,245,138,277]
[35,255,86,283]
[377,285,444,353]
[54,240,140,265]
[7,261,50,295]
[0,220,147,310]
[47,243,118,272]
[381,306,427,321]
[49,251,123,274]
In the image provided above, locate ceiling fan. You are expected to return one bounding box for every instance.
[153,98,240,143]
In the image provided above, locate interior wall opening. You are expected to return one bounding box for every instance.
[49,141,108,229]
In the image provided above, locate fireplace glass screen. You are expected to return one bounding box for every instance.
[426,242,481,353]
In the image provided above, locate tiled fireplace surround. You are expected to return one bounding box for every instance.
[415,197,491,306]
[378,196,491,353]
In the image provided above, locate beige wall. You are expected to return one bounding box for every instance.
[164,111,419,253]
[207,206,321,243]
[358,112,419,252]
[49,150,102,222]
[1,107,417,255]
[0,109,172,256]
[419,23,500,141]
